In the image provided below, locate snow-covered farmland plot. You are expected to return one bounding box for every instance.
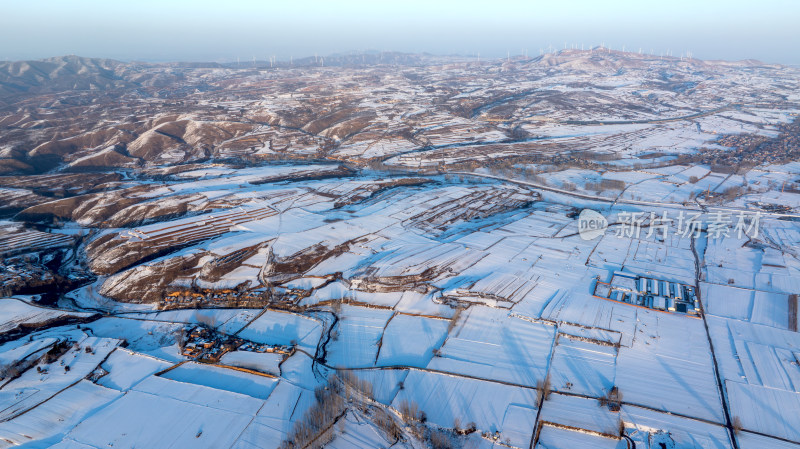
[0,380,120,447]
[0,298,92,334]
[427,306,555,387]
[324,304,394,368]
[236,310,323,353]
[548,335,618,397]
[160,361,278,399]
[0,229,73,255]
[615,311,725,423]
[63,380,262,449]
[375,313,449,367]
[393,370,539,447]
[0,336,120,421]
[535,425,625,449]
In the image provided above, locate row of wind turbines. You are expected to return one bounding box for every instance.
[529,42,695,61]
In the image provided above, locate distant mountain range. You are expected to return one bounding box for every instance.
[0,51,776,104]
[0,55,130,98]
[0,53,440,102]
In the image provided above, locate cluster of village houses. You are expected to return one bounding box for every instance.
[180,325,292,362]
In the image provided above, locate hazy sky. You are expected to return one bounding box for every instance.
[2,0,798,64]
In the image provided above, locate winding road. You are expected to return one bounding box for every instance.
[449,171,800,220]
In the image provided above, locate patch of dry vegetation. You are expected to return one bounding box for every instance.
[279,382,347,449]
[279,371,381,449]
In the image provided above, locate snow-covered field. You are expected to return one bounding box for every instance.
[1,49,800,448]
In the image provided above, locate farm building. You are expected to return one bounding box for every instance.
[593,272,700,317]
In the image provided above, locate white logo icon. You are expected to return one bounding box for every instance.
[578,209,608,240]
